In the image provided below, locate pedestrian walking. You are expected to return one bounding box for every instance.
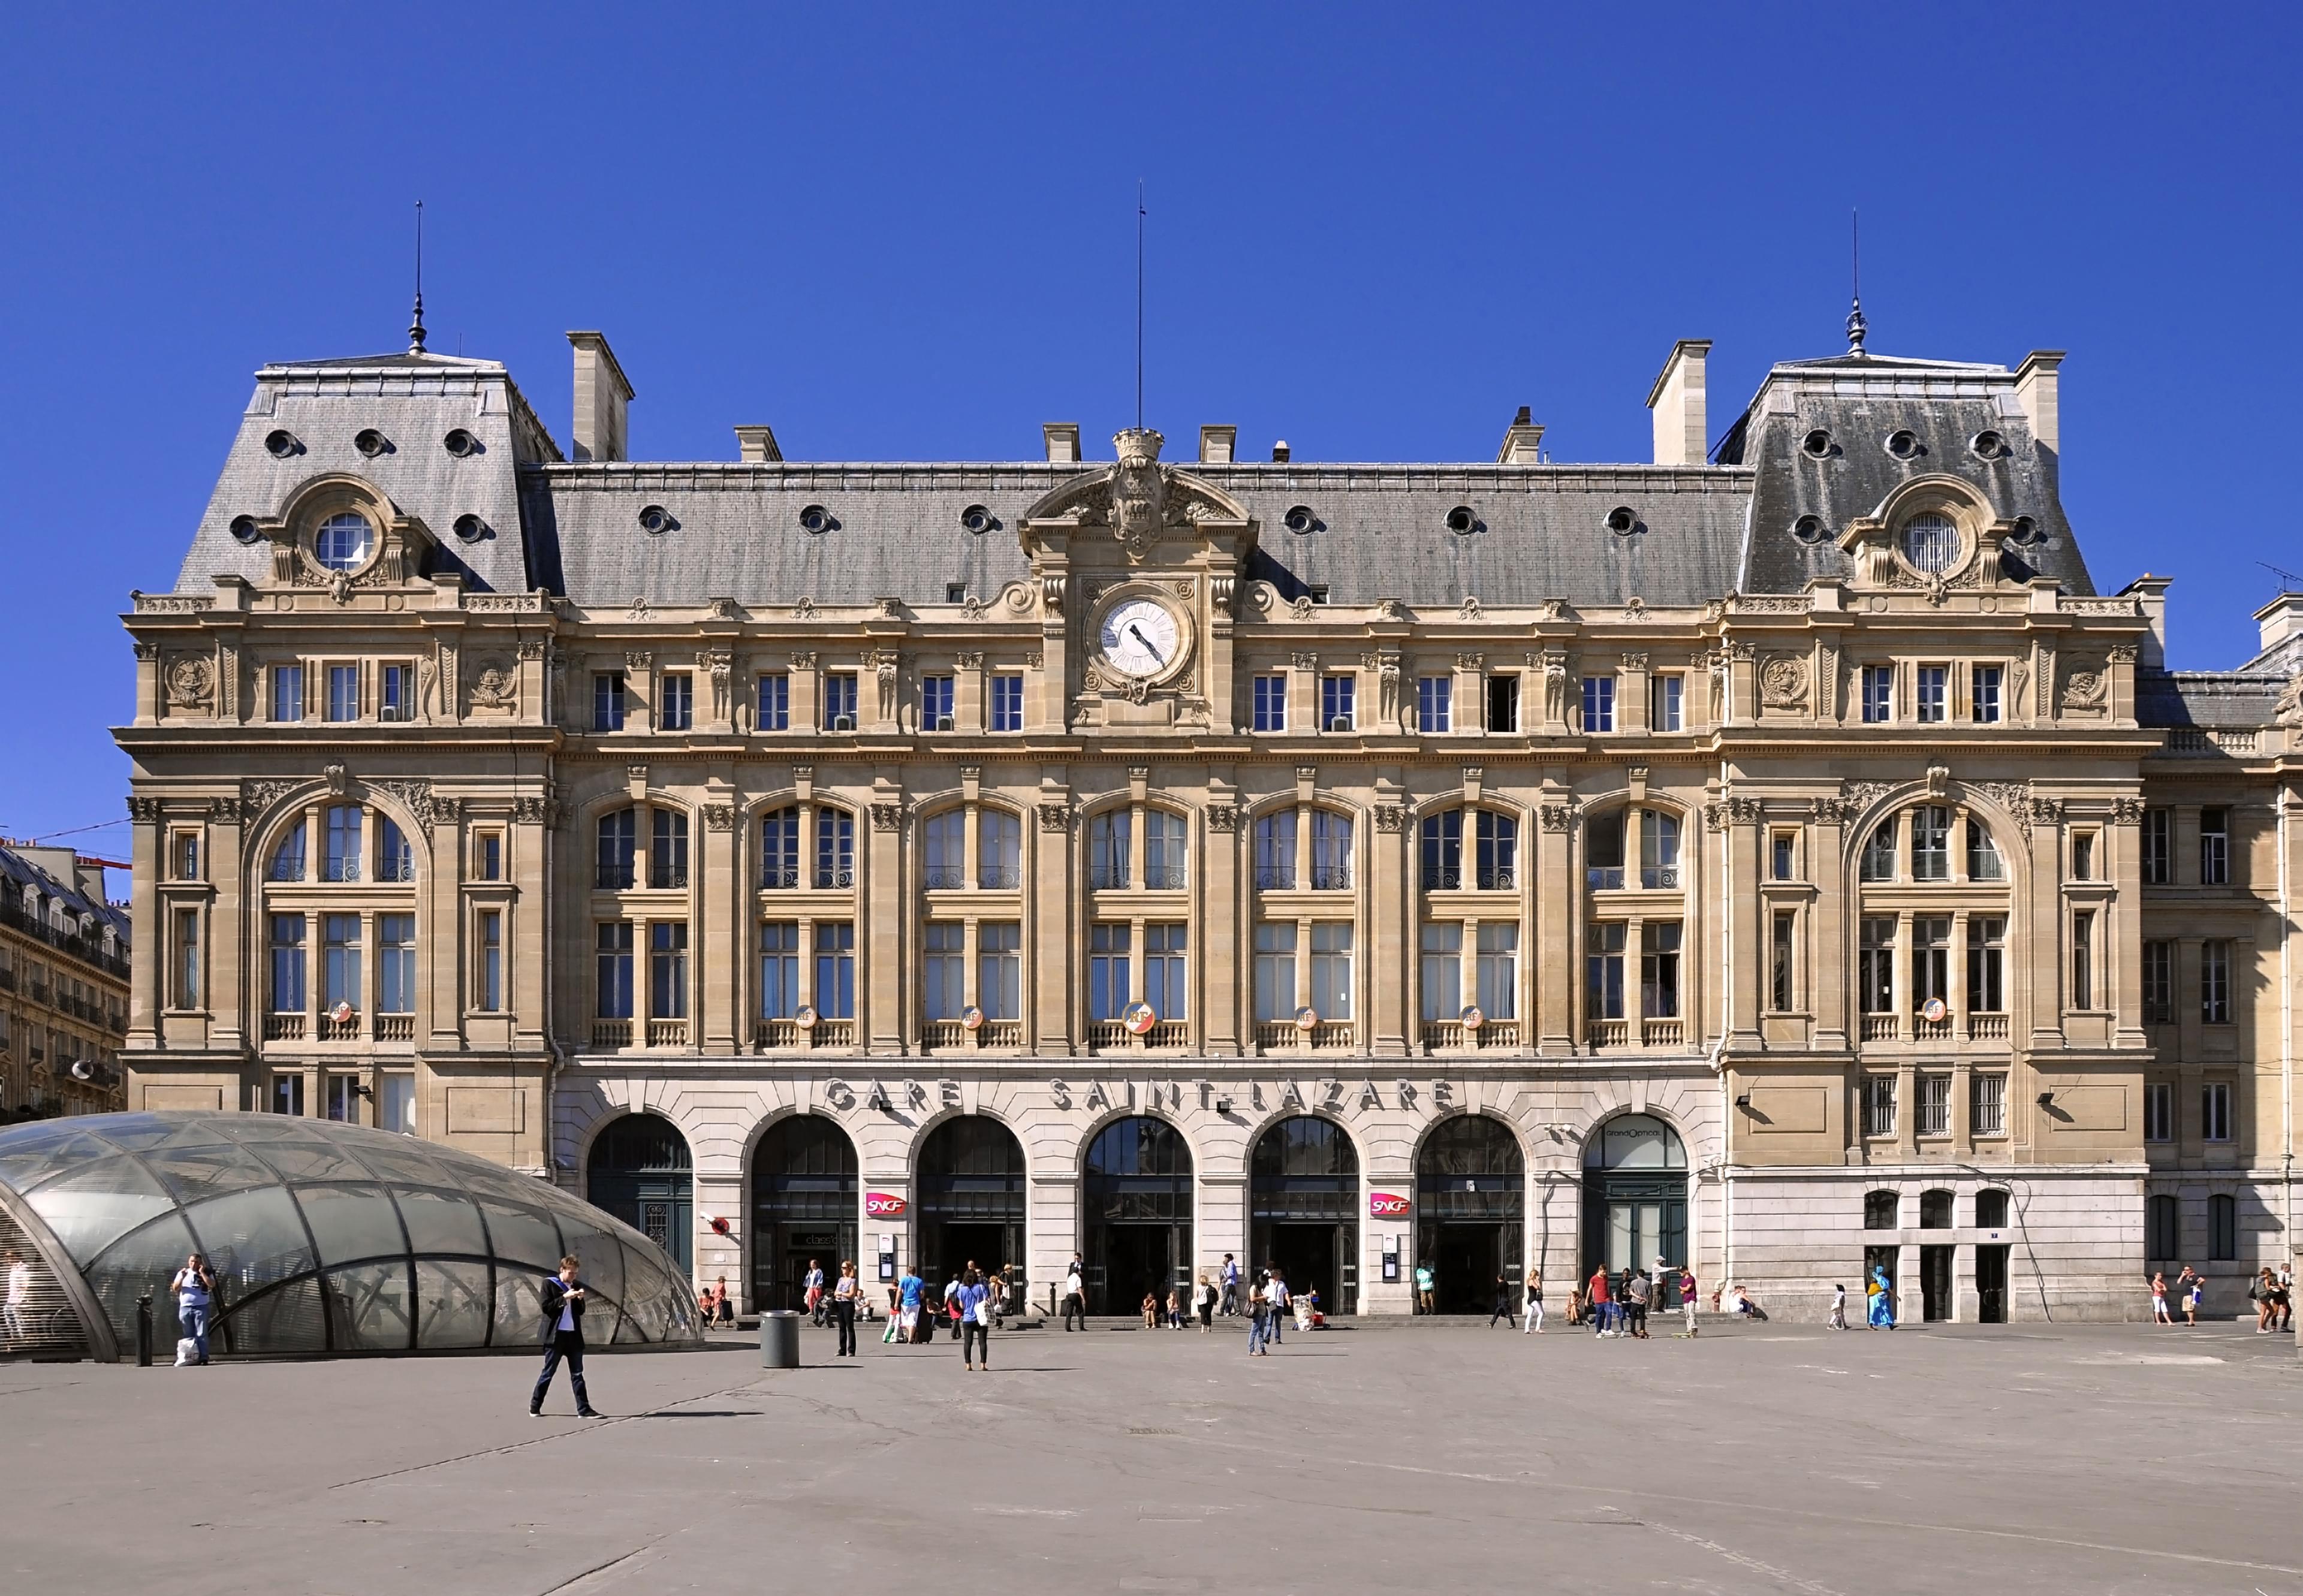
[2253,1269,2278,1333]
[1062,1254,1086,1330]
[2,1250,30,1342]
[957,1269,991,1369]
[804,1259,826,1325]
[1867,1266,1895,1329]
[1196,1274,1216,1331]
[1220,1253,1240,1316]
[713,1274,736,1326]
[529,1256,601,1417]
[2278,1264,2294,1332]
[1523,1268,1544,1334]
[1489,1273,1515,1326]
[170,1251,216,1366]
[1246,1281,1271,1355]
[1625,1269,1651,1339]
[1587,1266,1612,1336]
[2150,1271,2174,1325]
[1678,1268,1699,1336]
[1829,1282,1849,1329]
[1266,1269,1289,1344]
[1413,1260,1435,1315]
[897,1262,925,1342]
[832,1260,860,1356]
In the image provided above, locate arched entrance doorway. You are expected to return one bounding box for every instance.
[1581,1113,1687,1278]
[1414,1114,1524,1314]
[1083,1116,1191,1316]
[1250,1117,1360,1315]
[915,1116,1025,1297]
[586,1114,693,1274]
[749,1115,858,1312]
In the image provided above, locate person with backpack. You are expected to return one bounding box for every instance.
[896,1262,924,1342]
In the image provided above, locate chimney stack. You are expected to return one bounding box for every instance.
[1271,440,1291,463]
[2254,591,2303,664]
[2015,350,2064,456]
[567,331,634,463]
[1198,425,1237,465]
[1043,423,1081,464]
[1645,339,1711,466]
[2121,574,2172,670]
[733,426,783,463]
[1496,405,1545,464]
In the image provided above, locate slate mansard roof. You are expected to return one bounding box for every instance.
[170,342,2094,611]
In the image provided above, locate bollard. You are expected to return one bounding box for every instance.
[136,1294,153,1367]
[759,1309,800,1369]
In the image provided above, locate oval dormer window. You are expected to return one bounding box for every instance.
[1900,512,1960,575]
[314,511,374,572]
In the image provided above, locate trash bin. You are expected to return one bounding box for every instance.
[760,1309,801,1369]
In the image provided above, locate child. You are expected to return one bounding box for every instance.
[1829,1283,1849,1330]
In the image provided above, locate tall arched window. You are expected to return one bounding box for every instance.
[1144,809,1189,889]
[597,808,637,889]
[978,809,1021,889]
[759,806,801,888]
[815,805,855,889]
[923,810,964,890]
[269,819,308,882]
[1089,810,1131,889]
[1864,1189,1900,1230]
[1254,812,1297,891]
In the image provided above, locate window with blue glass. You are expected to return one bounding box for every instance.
[377,817,413,882]
[658,672,693,731]
[326,665,360,722]
[1321,674,1355,731]
[822,672,859,729]
[378,915,415,1013]
[815,922,855,1017]
[271,664,304,722]
[1581,674,1615,732]
[759,807,801,888]
[1145,923,1187,1020]
[593,671,626,731]
[758,921,799,1017]
[1252,674,1286,732]
[324,805,363,883]
[1089,924,1131,1022]
[990,674,1024,732]
[921,675,955,729]
[815,807,855,888]
[924,922,965,1020]
[595,921,634,1018]
[1417,675,1452,732]
[1861,665,1894,724]
[269,915,306,1013]
[756,672,789,731]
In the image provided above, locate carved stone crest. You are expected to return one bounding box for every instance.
[373,779,436,829]
[2061,657,2109,717]
[1758,653,1810,711]
[704,804,737,832]
[870,803,902,833]
[1372,804,1409,834]
[1111,428,1168,559]
[1539,802,1576,833]
[1036,801,1073,832]
[165,655,216,712]
[2111,796,2146,826]
[468,657,519,711]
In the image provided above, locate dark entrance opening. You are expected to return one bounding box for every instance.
[1975,1244,2009,1323]
[1083,1116,1191,1317]
[1250,1116,1360,1315]
[1580,1114,1688,1292]
[1919,1244,1954,1322]
[916,1117,1026,1305]
[749,1115,858,1312]
[586,1114,694,1274]
[1415,1114,1523,1314]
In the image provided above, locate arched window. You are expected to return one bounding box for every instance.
[1864,1189,1900,1230]
[759,806,801,888]
[815,805,855,888]
[1967,818,2005,881]
[1254,812,1297,890]
[978,809,1021,889]
[1084,1116,1192,1181]
[2146,1193,2179,1260]
[1308,810,1351,890]
[1418,1114,1524,1178]
[1421,808,1516,892]
[1975,1188,2010,1229]
[1586,804,1681,892]
[269,819,308,882]
[323,805,363,882]
[1919,1190,1954,1229]
[923,810,964,890]
[1861,818,1898,882]
[1089,810,1131,889]
[1144,809,1188,889]
[650,808,689,889]
[1252,1115,1360,1179]
[377,817,414,883]
[1911,805,1952,881]
[597,808,636,889]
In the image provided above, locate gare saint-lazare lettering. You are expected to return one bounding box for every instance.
[819,1077,1458,1117]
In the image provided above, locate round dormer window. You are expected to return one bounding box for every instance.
[314,511,374,571]
[1899,512,1960,575]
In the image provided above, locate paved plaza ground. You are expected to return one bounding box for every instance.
[4,1315,2301,1594]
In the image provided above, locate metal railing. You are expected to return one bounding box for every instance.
[1143,866,1189,891]
[1089,868,1132,890]
[1641,867,1680,889]
[1587,867,1626,890]
[922,867,967,891]
[759,865,802,889]
[1255,867,1297,890]
[647,869,691,891]
[1307,866,1352,891]
[978,866,1022,890]
[813,867,857,889]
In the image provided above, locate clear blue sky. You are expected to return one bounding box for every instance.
[4,4,2296,859]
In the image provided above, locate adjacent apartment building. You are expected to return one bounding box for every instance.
[114,314,2303,1320]
[1,843,130,1120]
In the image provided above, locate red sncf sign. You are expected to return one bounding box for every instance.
[1368,1191,1410,1218]
[864,1191,908,1218]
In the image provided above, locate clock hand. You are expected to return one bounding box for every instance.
[1128,623,1162,657]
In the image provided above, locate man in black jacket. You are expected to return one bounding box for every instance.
[530,1256,602,1417]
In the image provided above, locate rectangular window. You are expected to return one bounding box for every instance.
[815,808,855,889]
[1861,665,1894,724]
[1639,809,1680,889]
[1967,917,2006,1013]
[477,832,503,882]
[595,921,633,1018]
[2203,1081,2232,1142]
[658,672,693,731]
[2147,1195,2180,1259]
[822,672,859,730]
[2070,831,2096,881]
[1417,675,1452,733]
[1859,917,1897,1014]
[1419,810,1461,890]
[925,922,966,1021]
[991,674,1025,732]
[1585,923,1626,1021]
[476,910,503,1012]
[1309,810,1351,891]
[650,808,689,889]
[1862,1075,1897,1138]
[1475,922,1517,1020]
[1145,923,1187,1021]
[2142,808,2171,884]
[1917,1073,1951,1137]
[1581,675,1615,732]
[377,817,413,883]
[273,1075,306,1117]
[2201,940,2231,1024]
[757,672,790,732]
[271,664,305,722]
[2143,1081,2173,1143]
[326,664,360,723]
[1771,910,1795,1012]
[814,922,855,1018]
[647,922,688,1018]
[1640,922,1681,1018]
[978,809,1021,890]
[1968,817,2006,881]
[2142,940,2174,1023]
[1146,810,1189,890]
[1252,674,1288,733]
[2209,1193,2238,1261]
[1321,674,1355,732]
[1771,831,1796,882]
[2199,807,2229,885]
[1971,664,2002,723]
[1309,922,1354,1020]
[378,914,415,1013]
[1253,922,1297,1023]
[972,916,1018,1013]
[322,1075,359,1124]
[920,675,955,731]
[2070,910,2096,1011]
[1861,819,1898,882]
[270,915,306,1013]
[1087,923,1130,1022]
[758,922,800,1019]
[172,831,201,880]
[1089,810,1132,891]
[1972,1073,2007,1138]
[1913,916,1951,1012]
[1651,674,1684,732]
[1475,810,1518,890]
[1420,923,1462,1023]
[945,583,967,604]
[377,1074,415,1135]
[1585,811,1624,891]
[322,915,361,1011]
[1915,665,1947,723]
[380,663,412,723]
[1484,675,1520,733]
[759,808,801,889]
[593,672,626,732]
[173,907,200,1008]
[1911,805,1951,881]
[923,811,963,891]
[596,809,636,889]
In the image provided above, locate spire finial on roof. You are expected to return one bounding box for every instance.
[1845,208,1868,355]
[408,200,427,355]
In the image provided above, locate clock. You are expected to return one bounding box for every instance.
[1095,595,1186,680]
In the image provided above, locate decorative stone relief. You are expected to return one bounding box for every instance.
[703,649,733,720]
[2110,797,2145,826]
[1290,595,1316,620]
[1372,804,1409,833]
[792,597,819,620]
[1291,651,1319,669]
[242,779,299,816]
[1455,652,1485,670]
[1458,596,1484,620]
[206,796,247,824]
[323,764,348,795]
[954,651,985,671]
[1205,804,1241,833]
[2060,657,2109,717]
[1211,577,1237,616]
[1039,577,1065,617]
[468,656,519,711]
[126,795,164,823]
[510,796,548,825]
[515,638,545,662]
[1036,802,1072,832]
[2274,671,2303,728]
[623,650,653,671]
[1701,802,1726,832]
[703,804,737,832]
[1726,797,1764,826]
[870,803,902,833]
[373,779,436,829]
[1808,795,1857,825]
[1538,802,1575,832]
[1620,652,1648,672]
[875,651,900,723]
[1758,653,1809,711]
[165,656,216,713]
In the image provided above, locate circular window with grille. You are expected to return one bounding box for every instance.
[314,511,375,571]
[1899,512,1961,575]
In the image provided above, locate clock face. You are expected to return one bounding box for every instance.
[1098,598,1181,678]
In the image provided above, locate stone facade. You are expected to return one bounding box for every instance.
[1,843,130,1119]
[116,327,2303,1322]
